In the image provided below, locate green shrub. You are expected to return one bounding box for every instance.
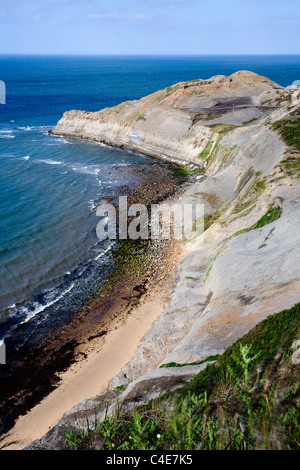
[63,303,300,451]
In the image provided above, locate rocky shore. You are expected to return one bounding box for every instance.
[0,164,185,446]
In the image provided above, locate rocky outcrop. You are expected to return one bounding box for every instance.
[51,71,292,166]
[28,73,300,449]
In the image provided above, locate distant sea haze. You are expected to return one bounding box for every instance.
[0,55,300,346]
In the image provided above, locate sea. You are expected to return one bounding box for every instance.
[1,55,300,351]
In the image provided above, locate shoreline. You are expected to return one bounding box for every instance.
[1,291,175,450]
[0,170,186,449]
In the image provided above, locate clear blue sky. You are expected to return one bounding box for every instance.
[0,0,299,55]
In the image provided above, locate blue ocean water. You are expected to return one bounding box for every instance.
[1,55,300,345]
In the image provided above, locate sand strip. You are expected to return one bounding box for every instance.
[2,298,165,450]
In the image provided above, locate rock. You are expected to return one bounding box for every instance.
[51,71,291,166]
[25,72,300,450]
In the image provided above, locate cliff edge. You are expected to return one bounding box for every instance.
[52,71,292,165]
[28,72,300,449]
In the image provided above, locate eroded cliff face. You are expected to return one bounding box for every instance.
[29,73,300,449]
[52,71,294,165]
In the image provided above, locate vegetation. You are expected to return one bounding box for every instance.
[204,201,230,231]
[191,167,205,176]
[131,112,146,122]
[272,117,300,151]
[198,138,214,160]
[242,118,259,126]
[152,84,181,104]
[231,204,282,238]
[115,385,126,392]
[205,135,223,169]
[63,303,300,450]
[251,205,282,229]
[233,177,267,215]
[208,123,239,134]
[205,204,282,279]
[172,164,204,180]
[183,79,201,85]
[172,164,191,179]
[198,132,237,170]
[271,116,300,178]
[159,356,220,369]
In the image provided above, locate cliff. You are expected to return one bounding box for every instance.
[29,72,300,449]
[52,70,293,165]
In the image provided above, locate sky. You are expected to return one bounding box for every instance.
[0,0,299,55]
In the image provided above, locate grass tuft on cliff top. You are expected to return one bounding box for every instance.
[272,117,300,151]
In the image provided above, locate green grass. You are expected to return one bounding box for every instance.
[183,79,201,84]
[271,116,300,178]
[115,385,126,392]
[208,123,239,134]
[233,178,267,215]
[63,302,300,450]
[230,227,251,238]
[204,201,230,231]
[242,118,259,126]
[172,164,191,179]
[159,356,220,369]
[251,205,282,229]
[172,165,204,180]
[231,205,282,239]
[198,138,214,160]
[222,145,238,165]
[131,112,146,122]
[152,84,181,104]
[272,117,300,151]
[205,135,223,169]
[206,205,282,279]
[198,134,237,167]
[190,167,205,175]
[205,246,225,279]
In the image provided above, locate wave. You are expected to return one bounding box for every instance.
[6,304,16,310]
[0,134,15,139]
[38,159,64,166]
[17,126,34,131]
[94,241,115,261]
[18,282,75,327]
[0,235,114,344]
[17,125,52,132]
[71,164,100,175]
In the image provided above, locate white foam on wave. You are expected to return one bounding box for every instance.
[71,164,100,175]
[0,134,15,139]
[88,199,99,211]
[38,159,64,166]
[19,282,75,325]
[6,303,16,310]
[17,126,33,131]
[94,241,115,261]
[21,156,30,161]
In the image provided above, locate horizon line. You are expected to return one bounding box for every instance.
[0,53,300,57]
